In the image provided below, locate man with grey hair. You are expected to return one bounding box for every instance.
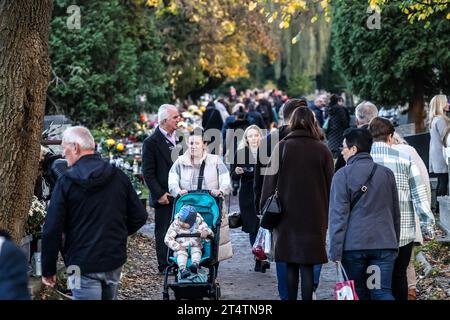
[310,95,327,127]
[42,126,147,299]
[142,104,181,273]
[334,101,378,171]
[355,101,378,127]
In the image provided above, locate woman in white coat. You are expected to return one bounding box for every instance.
[168,128,233,263]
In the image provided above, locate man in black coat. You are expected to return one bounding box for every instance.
[334,101,378,172]
[142,104,181,273]
[256,98,274,129]
[202,101,223,155]
[0,230,30,300]
[309,95,327,127]
[42,126,147,300]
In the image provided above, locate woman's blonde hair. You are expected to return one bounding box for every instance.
[428,94,449,128]
[238,125,262,150]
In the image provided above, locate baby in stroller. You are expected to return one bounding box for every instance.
[164,205,213,278]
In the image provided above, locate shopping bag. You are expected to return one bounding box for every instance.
[334,261,359,300]
[252,227,271,260]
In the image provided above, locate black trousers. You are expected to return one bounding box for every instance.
[286,263,314,300]
[154,204,173,269]
[434,173,448,213]
[392,242,414,301]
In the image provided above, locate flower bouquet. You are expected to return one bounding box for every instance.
[25,196,46,239]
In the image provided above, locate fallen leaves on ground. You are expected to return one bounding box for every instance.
[416,228,450,300]
[117,233,163,300]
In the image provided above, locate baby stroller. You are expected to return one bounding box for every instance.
[162,190,222,300]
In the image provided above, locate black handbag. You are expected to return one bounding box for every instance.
[227,190,242,228]
[259,145,286,230]
[228,211,242,229]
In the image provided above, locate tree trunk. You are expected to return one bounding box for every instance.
[409,73,425,133]
[0,0,53,243]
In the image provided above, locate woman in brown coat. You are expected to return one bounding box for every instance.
[261,106,334,300]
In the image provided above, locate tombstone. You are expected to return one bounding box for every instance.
[44,114,71,131]
[403,132,430,172]
[42,115,72,154]
[396,123,416,137]
[437,196,450,238]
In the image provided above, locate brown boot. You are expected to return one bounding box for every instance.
[408,288,417,300]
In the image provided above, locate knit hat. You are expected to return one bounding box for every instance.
[178,205,197,227]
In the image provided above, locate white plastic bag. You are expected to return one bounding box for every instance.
[252,227,271,260]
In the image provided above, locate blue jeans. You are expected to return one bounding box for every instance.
[342,249,398,300]
[69,266,122,300]
[276,262,322,300]
[313,264,322,291]
[276,262,288,300]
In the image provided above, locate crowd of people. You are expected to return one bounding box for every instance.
[1,88,448,301]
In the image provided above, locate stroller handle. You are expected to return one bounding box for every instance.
[175,233,214,240]
[175,233,201,238]
[176,189,223,199]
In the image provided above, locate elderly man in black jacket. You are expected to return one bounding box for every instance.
[328,128,400,300]
[42,126,147,300]
[142,104,181,273]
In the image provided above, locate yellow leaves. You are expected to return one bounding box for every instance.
[221,20,236,35]
[286,3,297,15]
[418,13,427,20]
[191,14,200,23]
[199,57,209,70]
[311,15,318,24]
[146,0,159,7]
[248,1,257,11]
[320,0,328,10]
[279,19,290,29]
[167,1,178,14]
[369,0,385,9]
[291,32,301,44]
[396,0,449,23]
[268,12,278,23]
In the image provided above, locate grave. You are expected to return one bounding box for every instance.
[403,131,430,172]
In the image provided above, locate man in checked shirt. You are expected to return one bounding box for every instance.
[369,117,435,301]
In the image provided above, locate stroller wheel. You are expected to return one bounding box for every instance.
[215,286,221,300]
[210,283,221,300]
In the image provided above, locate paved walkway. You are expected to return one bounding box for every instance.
[139,194,335,300]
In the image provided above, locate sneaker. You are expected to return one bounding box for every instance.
[158,265,168,274]
[189,263,198,274]
[261,261,270,273]
[254,260,262,272]
[180,269,190,279]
